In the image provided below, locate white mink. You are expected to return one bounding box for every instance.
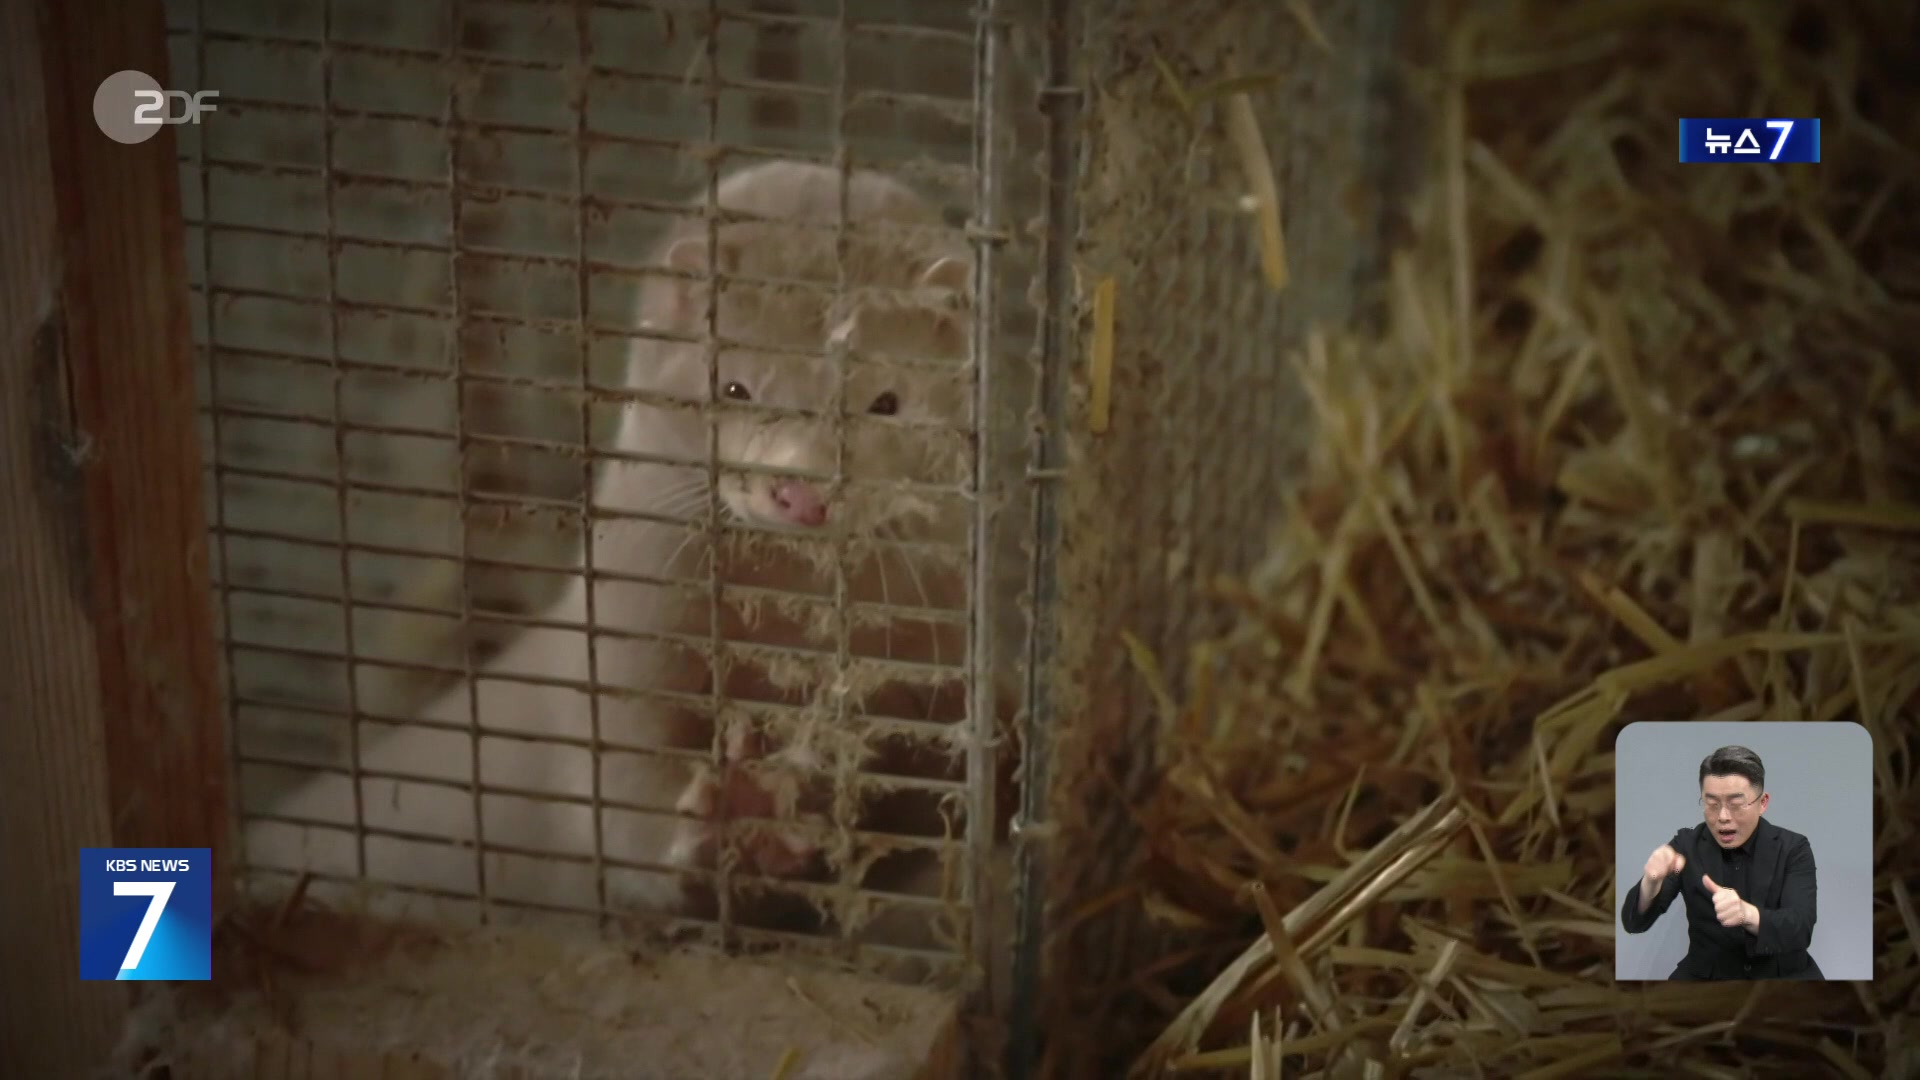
[249,160,982,929]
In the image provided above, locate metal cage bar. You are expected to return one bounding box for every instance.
[1008,0,1076,1071]
[697,0,737,947]
[964,0,1005,1006]
[317,0,374,892]
[570,0,614,926]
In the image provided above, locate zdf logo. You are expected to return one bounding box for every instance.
[92,69,219,145]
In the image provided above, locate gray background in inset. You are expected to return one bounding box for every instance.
[1613,721,1874,980]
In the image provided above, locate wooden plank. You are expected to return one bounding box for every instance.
[168,1038,461,1080]
[33,0,229,879]
[166,1007,957,1079]
[152,907,967,1078]
[0,1,126,1073]
[0,0,226,1073]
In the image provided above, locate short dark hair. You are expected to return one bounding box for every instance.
[1699,745,1765,793]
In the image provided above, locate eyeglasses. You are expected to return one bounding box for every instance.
[1700,796,1756,814]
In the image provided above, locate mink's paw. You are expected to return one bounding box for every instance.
[669,749,820,877]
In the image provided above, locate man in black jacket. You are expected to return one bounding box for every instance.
[1619,744,1823,979]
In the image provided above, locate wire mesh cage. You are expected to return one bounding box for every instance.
[1032,2,1408,1071]
[169,0,1054,996]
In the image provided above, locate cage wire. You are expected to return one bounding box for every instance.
[1035,0,1409,1073]
[167,0,1057,1019]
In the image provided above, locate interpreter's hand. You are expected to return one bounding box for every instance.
[1702,874,1759,930]
[1642,843,1685,891]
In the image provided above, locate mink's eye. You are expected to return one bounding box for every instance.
[723,381,752,401]
[867,391,899,416]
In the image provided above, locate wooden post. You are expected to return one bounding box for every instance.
[0,0,227,1074]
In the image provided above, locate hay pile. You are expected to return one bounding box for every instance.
[1088,1,1920,1076]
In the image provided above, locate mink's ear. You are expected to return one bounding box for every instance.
[665,234,722,275]
[918,255,971,292]
[662,234,734,322]
[666,229,752,276]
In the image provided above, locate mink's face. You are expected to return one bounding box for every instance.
[710,295,972,537]
[623,226,973,537]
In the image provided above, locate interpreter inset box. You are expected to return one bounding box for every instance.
[1613,723,1871,981]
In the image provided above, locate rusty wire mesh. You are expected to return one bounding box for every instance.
[1035,0,1409,1072]
[166,0,1055,999]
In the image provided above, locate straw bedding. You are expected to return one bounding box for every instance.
[1063,0,1920,1076]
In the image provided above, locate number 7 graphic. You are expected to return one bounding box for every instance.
[114,881,175,971]
[1765,120,1795,162]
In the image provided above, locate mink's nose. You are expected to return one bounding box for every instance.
[772,479,828,526]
